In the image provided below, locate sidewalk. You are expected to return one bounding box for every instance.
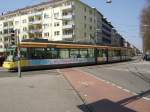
[0,73,86,112]
[61,68,150,112]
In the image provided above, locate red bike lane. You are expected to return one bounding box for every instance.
[61,68,150,112]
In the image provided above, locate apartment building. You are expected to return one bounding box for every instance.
[0,0,125,54]
[111,29,125,47]
[0,0,104,52]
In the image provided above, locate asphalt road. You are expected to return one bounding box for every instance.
[78,60,150,98]
[0,68,88,112]
[0,59,150,98]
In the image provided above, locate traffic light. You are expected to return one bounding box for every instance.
[10,29,16,45]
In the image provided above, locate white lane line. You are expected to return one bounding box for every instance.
[106,81,110,84]
[123,89,130,93]
[111,83,116,86]
[75,68,150,101]
[116,86,123,89]
[104,68,129,72]
[0,70,6,72]
[143,97,150,101]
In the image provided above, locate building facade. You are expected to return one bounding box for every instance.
[0,0,130,54]
[0,0,103,52]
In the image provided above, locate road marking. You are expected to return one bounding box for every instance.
[123,89,130,93]
[105,67,150,74]
[81,82,89,87]
[0,69,6,72]
[104,67,129,72]
[106,81,110,84]
[76,68,150,101]
[143,97,150,101]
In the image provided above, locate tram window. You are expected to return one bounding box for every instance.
[98,49,103,57]
[70,49,79,58]
[98,49,106,57]
[46,48,59,59]
[80,49,88,58]
[20,48,28,59]
[121,50,126,56]
[88,48,94,58]
[30,48,46,59]
[59,49,69,59]
[108,50,113,57]
[114,50,120,56]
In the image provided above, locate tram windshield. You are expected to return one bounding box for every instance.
[6,47,17,61]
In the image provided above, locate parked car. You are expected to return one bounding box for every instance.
[143,53,150,61]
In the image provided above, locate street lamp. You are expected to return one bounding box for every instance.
[106,0,112,3]
[143,24,150,27]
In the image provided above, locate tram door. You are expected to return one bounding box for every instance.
[97,48,108,64]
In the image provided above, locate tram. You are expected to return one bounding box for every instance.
[3,39,132,71]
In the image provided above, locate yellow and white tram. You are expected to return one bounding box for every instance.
[3,39,132,71]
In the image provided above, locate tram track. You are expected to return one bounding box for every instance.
[127,65,150,85]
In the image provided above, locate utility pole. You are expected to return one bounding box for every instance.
[15,29,21,78]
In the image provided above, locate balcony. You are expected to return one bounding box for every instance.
[3,33,11,37]
[62,14,74,20]
[28,12,42,17]
[28,29,42,34]
[29,15,42,24]
[63,34,74,39]
[29,20,42,24]
[62,3,74,10]
[29,33,42,39]
[62,23,75,29]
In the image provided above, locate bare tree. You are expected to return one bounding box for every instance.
[140,1,150,53]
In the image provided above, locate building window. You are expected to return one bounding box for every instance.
[54,12,59,18]
[54,31,60,36]
[89,26,92,30]
[22,19,27,23]
[84,32,87,37]
[63,29,73,35]
[84,7,86,12]
[15,21,19,25]
[4,29,8,34]
[84,24,86,29]
[94,19,96,23]
[64,1,71,6]
[84,16,86,20]
[44,32,49,37]
[63,21,68,26]
[22,35,27,40]
[3,22,8,27]
[23,27,27,31]
[54,22,60,27]
[44,13,49,19]
[0,37,2,41]
[90,18,92,22]
[89,10,93,15]
[9,21,13,26]
[43,24,49,29]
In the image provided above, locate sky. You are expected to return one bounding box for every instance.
[0,0,147,50]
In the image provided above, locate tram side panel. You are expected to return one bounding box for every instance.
[107,48,122,63]
[3,47,97,70]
